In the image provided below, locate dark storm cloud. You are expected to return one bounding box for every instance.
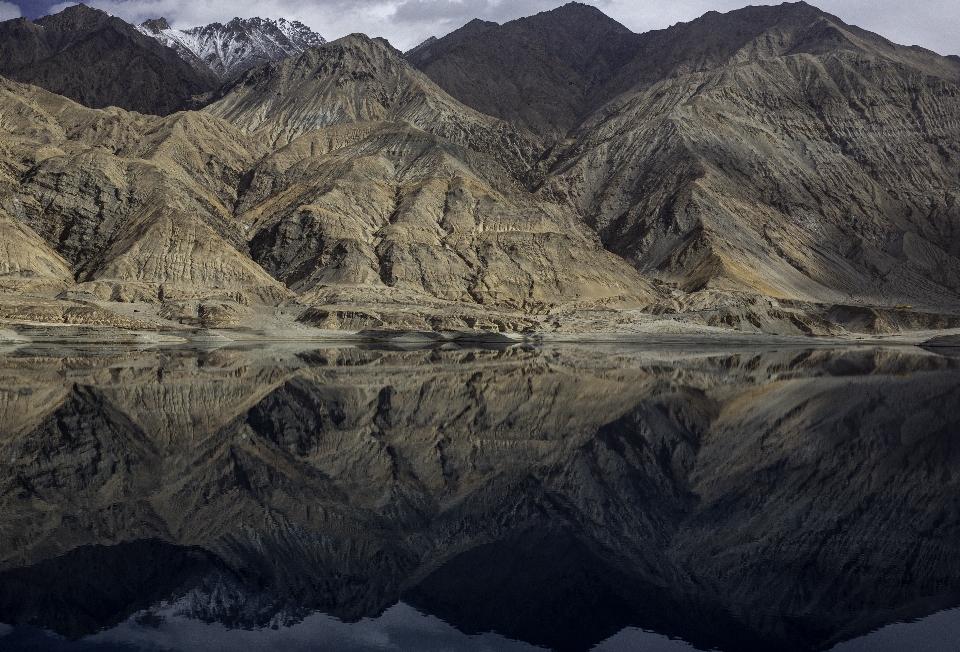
[2,0,957,55]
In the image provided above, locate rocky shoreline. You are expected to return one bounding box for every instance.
[3,295,959,349]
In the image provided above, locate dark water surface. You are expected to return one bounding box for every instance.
[1,342,958,651]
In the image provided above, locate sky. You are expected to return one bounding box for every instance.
[0,0,957,55]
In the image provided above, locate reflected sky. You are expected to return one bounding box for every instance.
[3,603,959,652]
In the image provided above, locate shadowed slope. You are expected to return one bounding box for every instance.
[406,3,643,144]
[0,4,218,115]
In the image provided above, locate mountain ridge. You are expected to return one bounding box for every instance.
[406,3,643,144]
[1,2,960,338]
[138,15,326,82]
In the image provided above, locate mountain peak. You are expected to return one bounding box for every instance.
[405,35,437,57]
[34,3,112,30]
[45,2,108,18]
[406,2,641,141]
[139,17,171,33]
[519,1,633,36]
[137,15,326,82]
[462,17,498,29]
[545,2,621,18]
[453,18,499,37]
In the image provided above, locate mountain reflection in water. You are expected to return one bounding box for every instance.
[0,342,958,652]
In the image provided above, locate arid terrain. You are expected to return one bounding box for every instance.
[1,2,960,344]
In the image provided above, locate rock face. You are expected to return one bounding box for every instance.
[1,346,959,649]
[138,16,326,82]
[204,35,656,310]
[412,2,960,310]
[0,4,218,115]
[0,76,289,305]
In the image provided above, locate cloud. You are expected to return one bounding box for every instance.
[15,0,960,55]
[0,1,22,21]
[817,0,960,55]
[46,1,76,13]
[598,0,960,56]
[80,0,418,45]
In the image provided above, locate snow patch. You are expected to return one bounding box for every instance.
[138,17,325,82]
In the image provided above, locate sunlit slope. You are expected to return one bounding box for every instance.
[535,3,960,307]
[233,121,656,309]
[0,76,288,304]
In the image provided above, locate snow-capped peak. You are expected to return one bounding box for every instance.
[138,17,326,82]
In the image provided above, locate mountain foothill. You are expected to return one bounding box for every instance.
[1,1,960,338]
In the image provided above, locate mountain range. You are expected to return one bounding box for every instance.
[1,1,960,338]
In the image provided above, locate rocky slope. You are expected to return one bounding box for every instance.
[231,120,653,311]
[138,16,326,82]
[0,208,73,295]
[201,35,657,310]
[0,4,218,115]
[1,345,958,650]
[0,34,656,323]
[0,75,288,306]
[1,3,960,336]
[411,2,960,312]
[602,10,960,306]
[540,3,960,308]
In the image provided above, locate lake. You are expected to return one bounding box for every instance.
[1,342,958,651]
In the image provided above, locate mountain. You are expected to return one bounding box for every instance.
[2,2,960,337]
[406,4,643,143]
[0,4,218,115]
[405,2,960,311]
[0,75,289,305]
[138,16,326,82]
[531,2,960,308]
[0,33,656,323]
[205,34,655,310]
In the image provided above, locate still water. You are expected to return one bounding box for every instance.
[0,342,958,651]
